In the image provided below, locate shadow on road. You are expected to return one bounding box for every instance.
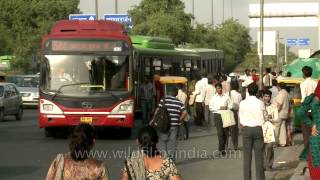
[0,166,38,179]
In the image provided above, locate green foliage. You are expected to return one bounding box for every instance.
[129,0,193,44]
[0,0,80,73]
[236,43,298,72]
[189,19,251,72]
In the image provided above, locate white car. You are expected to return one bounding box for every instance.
[6,75,39,107]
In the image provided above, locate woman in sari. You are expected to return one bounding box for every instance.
[298,80,320,179]
[46,123,109,180]
[121,126,182,180]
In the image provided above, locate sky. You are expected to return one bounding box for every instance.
[78,0,320,54]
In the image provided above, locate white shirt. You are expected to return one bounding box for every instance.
[204,84,216,105]
[269,86,279,100]
[300,77,318,101]
[177,89,187,105]
[239,75,253,87]
[193,79,206,103]
[239,96,266,127]
[263,73,273,87]
[230,90,242,110]
[209,93,233,114]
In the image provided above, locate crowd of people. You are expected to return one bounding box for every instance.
[45,65,319,180]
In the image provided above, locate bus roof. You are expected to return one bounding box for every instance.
[131,35,175,50]
[175,48,224,59]
[131,36,199,58]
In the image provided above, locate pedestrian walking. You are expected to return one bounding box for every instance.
[263,68,273,89]
[204,78,216,127]
[300,66,318,148]
[141,76,155,126]
[239,83,266,180]
[262,90,279,171]
[272,82,290,147]
[269,79,279,100]
[46,123,109,180]
[121,126,182,180]
[209,83,233,155]
[177,84,189,140]
[192,74,206,126]
[298,80,320,179]
[157,86,187,161]
[229,81,242,150]
[239,69,253,99]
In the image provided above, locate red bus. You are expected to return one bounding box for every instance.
[38,20,134,136]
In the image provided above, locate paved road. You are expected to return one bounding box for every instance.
[0,109,303,180]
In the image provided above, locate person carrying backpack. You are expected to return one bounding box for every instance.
[151,85,187,161]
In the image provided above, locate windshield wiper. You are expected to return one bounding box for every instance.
[51,83,89,101]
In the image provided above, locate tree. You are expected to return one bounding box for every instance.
[189,19,251,72]
[0,0,80,73]
[128,0,193,44]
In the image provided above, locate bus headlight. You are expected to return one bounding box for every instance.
[40,99,63,114]
[111,100,134,114]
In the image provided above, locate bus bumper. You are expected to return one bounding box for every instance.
[39,114,134,128]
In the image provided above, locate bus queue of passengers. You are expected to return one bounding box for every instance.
[45,65,320,180]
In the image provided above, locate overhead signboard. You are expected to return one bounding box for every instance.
[287,38,310,46]
[104,14,133,28]
[69,14,96,20]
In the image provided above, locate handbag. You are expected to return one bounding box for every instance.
[310,136,320,167]
[54,154,64,180]
[262,121,275,143]
[220,110,235,128]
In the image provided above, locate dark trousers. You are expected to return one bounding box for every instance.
[195,102,204,126]
[264,143,274,169]
[301,121,311,148]
[214,113,228,151]
[242,126,265,180]
[141,99,153,126]
[230,109,239,149]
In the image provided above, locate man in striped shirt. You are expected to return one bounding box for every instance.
[157,85,187,161]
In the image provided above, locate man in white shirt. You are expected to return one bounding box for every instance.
[192,75,207,126]
[204,78,216,127]
[239,69,253,99]
[263,67,273,88]
[272,82,289,147]
[239,83,266,180]
[300,66,317,101]
[262,90,279,171]
[229,81,242,150]
[209,83,233,155]
[300,66,317,147]
[269,79,279,100]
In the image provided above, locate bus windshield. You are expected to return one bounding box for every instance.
[40,55,129,97]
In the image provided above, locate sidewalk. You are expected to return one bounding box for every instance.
[176,124,305,180]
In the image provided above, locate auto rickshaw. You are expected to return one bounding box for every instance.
[277,77,304,131]
[159,76,189,140]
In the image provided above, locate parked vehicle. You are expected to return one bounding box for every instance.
[6,75,39,106]
[0,83,23,121]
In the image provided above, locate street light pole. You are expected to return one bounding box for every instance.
[284,41,287,64]
[95,0,98,19]
[259,0,264,89]
[115,0,118,14]
[211,0,214,25]
[276,31,280,73]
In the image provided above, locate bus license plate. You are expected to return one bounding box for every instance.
[80,117,93,124]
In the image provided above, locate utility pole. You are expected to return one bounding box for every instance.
[276,31,280,73]
[230,0,233,18]
[95,0,98,19]
[284,41,287,64]
[222,0,225,22]
[211,0,214,25]
[259,0,264,89]
[115,0,118,14]
[192,0,195,26]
